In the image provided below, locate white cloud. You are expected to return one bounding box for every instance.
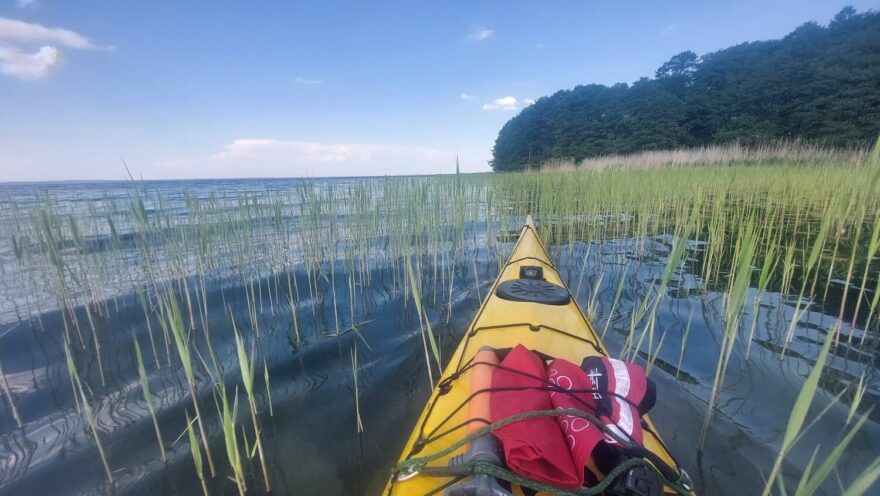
[482,96,518,112]
[0,16,100,80]
[0,17,94,49]
[212,139,374,164]
[523,98,536,106]
[460,92,477,100]
[159,138,460,177]
[466,26,494,41]
[0,44,58,79]
[660,23,678,36]
[295,76,322,85]
[1,140,492,181]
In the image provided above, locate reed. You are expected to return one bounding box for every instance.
[0,358,21,428]
[699,215,758,447]
[351,343,364,433]
[185,412,210,496]
[233,324,270,492]
[162,292,216,477]
[217,383,246,496]
[65,343,113,483]
[762,325,835,495]
[133,339,166,462]
[406,255,441,384]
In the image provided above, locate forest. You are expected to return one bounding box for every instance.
[490,7,880,171]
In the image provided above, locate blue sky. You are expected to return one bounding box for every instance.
[0,0,877,181]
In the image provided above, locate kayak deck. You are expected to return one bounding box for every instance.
[385,222,685,495]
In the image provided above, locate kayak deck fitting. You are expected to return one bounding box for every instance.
[384,218,692,496]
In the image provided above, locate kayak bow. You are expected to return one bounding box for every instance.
[384,217,692,496]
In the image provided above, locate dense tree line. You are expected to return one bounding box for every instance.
[491,7,880,171]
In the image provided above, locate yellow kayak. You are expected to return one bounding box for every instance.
[384,218,693,496]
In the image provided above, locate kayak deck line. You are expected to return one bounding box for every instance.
[385,220,692,495]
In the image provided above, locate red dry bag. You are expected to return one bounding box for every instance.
[489,345,581,489]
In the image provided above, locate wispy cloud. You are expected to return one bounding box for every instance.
[295,76,322,85]
[660,23,678,36]
[0,16,101,80]
[212,139,374,164]
[166,138,459,177]
[523,98,536,106]
[482,96,518,112]
[17,0,38,8]
[460,92,477,100]
[466,26,494,42]
[0,17,95,49]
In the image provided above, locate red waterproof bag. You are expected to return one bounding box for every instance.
[489,345,581,489]
[546,358,606,470]
[489,347,653,489]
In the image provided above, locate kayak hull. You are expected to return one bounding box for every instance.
[384,221,687,495]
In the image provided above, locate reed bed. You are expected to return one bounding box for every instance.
[0,144,878,494]
[542,141,870,171]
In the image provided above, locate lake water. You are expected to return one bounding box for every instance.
[0,178,876,495]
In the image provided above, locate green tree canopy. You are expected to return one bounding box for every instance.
[491,7,880,171]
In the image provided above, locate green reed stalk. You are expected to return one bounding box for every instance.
[407,255,441,384]
[851,215,879,334]
[842,456,880,496]
[263,360,274,417]
[601,266,628,340]
[676,308,694,380]
[233,325,270,492]
[471,247,482,305]
[136,288,162,369]
[794,411,871,495]
[133,339,166,462]
[586,270,605,320]
[762,325,836,495]
[185,412,210,496]
[0,358,21,428]
[164,294,216,477]
[700,217,757,448]
[217,384,246,495]
[351,343,364,433]
[746,236,778,359]
[65,343,112,483]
